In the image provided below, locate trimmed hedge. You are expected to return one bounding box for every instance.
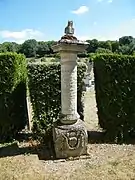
[0,52,27,142]
[94,53,135,142]
[27,62,87,140]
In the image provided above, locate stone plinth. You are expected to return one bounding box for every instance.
[53,119,88,159]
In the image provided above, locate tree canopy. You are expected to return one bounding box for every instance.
[0,36,135,58]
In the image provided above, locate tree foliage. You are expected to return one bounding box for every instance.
[95,47,112,54]
[0,36,135,58]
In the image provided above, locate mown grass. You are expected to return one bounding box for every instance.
[0,91,135,180]
[0,152,135,180]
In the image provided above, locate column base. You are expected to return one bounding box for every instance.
[60,113,80,125]
[53,119,88,159]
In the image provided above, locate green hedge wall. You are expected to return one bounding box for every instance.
[27,62,87,140]
[94,53,135,142]
[0,52,27,142]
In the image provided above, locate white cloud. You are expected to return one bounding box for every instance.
[107,0,113,3]
[71,6,89,15]
[0,29,45,43]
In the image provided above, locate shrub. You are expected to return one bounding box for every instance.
[94,53,135,142]
[0,52,27,142]
[27,62,87,141]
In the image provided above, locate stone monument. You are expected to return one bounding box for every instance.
[52,21,88,159]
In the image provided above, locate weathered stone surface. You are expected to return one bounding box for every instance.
[52,21,88,159]
[53,119,88,159]
[26,96,33,131]
[60,52,79,124]
[64,21,74,36]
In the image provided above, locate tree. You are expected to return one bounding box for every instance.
[129,40,135,55]
[0,42,20,53]
[46,41,57,54]
[19,39,38,58]
[0,44,7,52]
[118,37,135,55]
[110,41,120,52]
[36,41,49,57]
[98,41,112,51]
[119,36,134,46]
[86,39,99,53]
[95,47,112,54]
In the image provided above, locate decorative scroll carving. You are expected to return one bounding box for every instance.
[53,120,88,158]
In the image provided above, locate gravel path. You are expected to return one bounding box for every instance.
[84,89,99,130]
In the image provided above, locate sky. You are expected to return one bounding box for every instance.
[0,0,134,43]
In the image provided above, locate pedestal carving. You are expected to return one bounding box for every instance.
[53,119,88,159]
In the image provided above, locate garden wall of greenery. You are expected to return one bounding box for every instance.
[94,53,135,142]
[0,53,27,142]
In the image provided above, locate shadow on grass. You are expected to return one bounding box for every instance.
[0,132,56,160]
[1,130,135,161]
[88,130,135,144]
[88,130,106,144]
[0,142,35,157]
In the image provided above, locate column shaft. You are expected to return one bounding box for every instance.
[60,52,79,124]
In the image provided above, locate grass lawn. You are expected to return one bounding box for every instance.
[0,151,135,180]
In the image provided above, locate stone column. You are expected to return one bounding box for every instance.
[52,21,88,159]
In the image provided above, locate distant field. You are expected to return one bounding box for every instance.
[27,57,88,63]
[27,57,60,63]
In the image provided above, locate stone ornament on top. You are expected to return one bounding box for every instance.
[59,21,88,44]
[64,21,74,36]
[60,20,78,42]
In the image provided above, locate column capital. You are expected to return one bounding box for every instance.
[52,42,88,53]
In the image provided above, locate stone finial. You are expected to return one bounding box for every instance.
[59,21,77,41]
[64,21,74,36]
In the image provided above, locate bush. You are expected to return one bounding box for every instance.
[27,62,87,141]
[94,53,135,142]
[0,52,27,142]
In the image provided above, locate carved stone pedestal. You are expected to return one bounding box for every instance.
[53,119,88,159]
